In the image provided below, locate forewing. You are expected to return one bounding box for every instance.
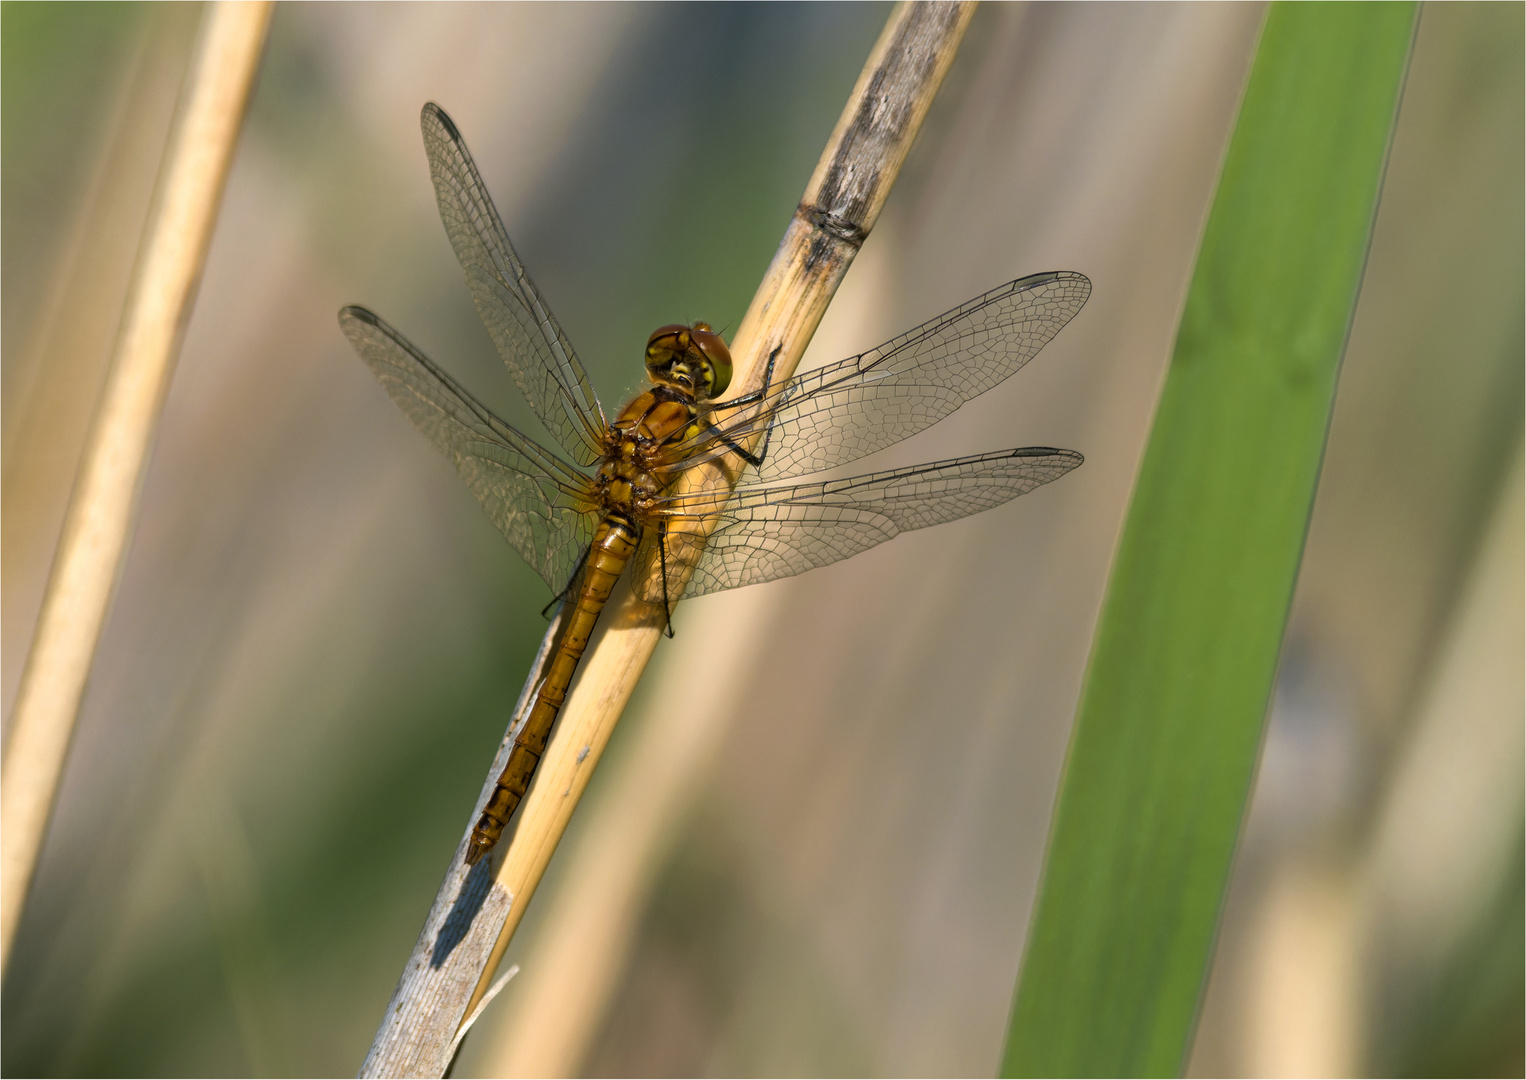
[340,305,597,595]
[689,272,1089,482]
[635,447,1082,602]
[421,103,607,466]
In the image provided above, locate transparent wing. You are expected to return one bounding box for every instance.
[421,102,607,466]
[633,447,1082,603]
[683,271,1089,482]
[340,305,597,595]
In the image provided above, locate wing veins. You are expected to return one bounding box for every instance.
[422,103,607,466]
[639,447,1082,602]
[339,305,596,593]
[672,272,1090,482]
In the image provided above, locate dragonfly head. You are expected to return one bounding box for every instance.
[645,322,732,400]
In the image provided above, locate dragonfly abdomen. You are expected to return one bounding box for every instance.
[346,103,1092,872]
[463,515,639,865]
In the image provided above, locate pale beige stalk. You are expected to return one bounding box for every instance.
[482,583,785,1076]
[359,6,976,1072]
[463,0,978,1030]
[0,0,273,973]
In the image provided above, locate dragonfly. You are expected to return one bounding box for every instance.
[340,103,1090,866]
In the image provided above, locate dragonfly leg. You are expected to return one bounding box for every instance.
[705,345,783,468]
[704,386,785,471]
[710,428,765,468]
[741,346,783,467]
[706,344,780,411]
[656,523,676,638]
[541,544,592,619]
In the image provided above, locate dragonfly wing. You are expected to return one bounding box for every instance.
[340,305,597,595]
[421,103,607,467]
[689,272,1089,482]
[636,447,1082,602]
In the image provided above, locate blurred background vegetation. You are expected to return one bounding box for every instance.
[1,3,1519,1076]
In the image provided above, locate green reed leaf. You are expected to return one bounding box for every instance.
[1002,4,1417,1075]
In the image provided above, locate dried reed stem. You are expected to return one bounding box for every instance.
[0,0,273,973]
[360,4,976,1074]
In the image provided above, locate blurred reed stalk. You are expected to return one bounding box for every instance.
[0,0,273,973]
[358,4,978,1075]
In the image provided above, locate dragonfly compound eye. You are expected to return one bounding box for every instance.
[645,324,689,379]
[645,323,731,398]
[689,324,732,399]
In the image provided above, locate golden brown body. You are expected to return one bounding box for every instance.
[463,335,724,864]
[343,102,1090,872]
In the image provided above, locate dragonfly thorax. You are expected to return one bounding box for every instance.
[600,383,705,517]
[343,104,1091,872]
[593,452,663,519]
[609,387,701,451]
